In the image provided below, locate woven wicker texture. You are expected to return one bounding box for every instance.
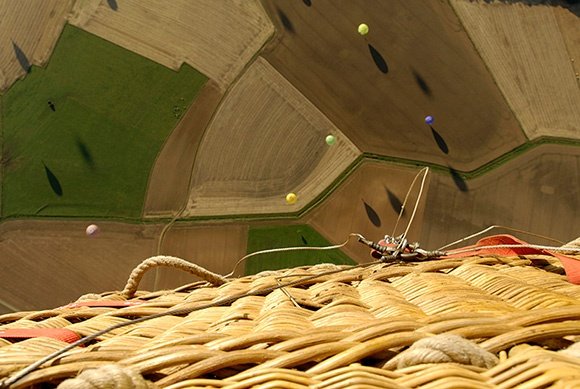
[1,255,580,388]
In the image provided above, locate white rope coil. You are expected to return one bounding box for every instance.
[56,364,156,389]
[560,342,580,359]
[384,334,499,369]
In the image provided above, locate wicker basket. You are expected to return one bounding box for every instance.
[1,254,580,388]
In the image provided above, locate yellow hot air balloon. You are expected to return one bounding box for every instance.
[358,23,369,36]
[285,192,297,204]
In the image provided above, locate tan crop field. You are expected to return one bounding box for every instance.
[184,57,360,217]
[69,0,274,89]
[0,0,74,92]
[450,1,580,140]
[0,220,161,313]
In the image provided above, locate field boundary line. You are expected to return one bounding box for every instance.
[1,137,579,227]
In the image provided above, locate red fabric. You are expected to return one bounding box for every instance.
[61,300,144,309]
[0,328,80,343]
[445,234,580,284]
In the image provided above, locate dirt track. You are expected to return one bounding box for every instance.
[184,57,360,217]
[450,1,580,140]
[260,0,526,172]
[69,0,274,89]
[0,0,74,92]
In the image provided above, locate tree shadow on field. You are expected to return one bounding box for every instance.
[449,167,468,192]
[466,0,579,16]
[412,68,432,97]
[385,187,406,216]
[363,200,382,227]
[76,138,95,169]
[303,0,312,6]
[12,42,31,72]
[42,161,63,197]
[430,126,449,154]
[368,44,389,74]
[107,0,118,11]
[277,8,295,33]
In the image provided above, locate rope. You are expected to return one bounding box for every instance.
[561,237,580,255]
[560,342,580,359]
[383,334,499,369]
[438,225,566,251]
[121,256,227,299]
[391,167,429,239]
[224,233,364,277]
[0,259,383,388]
[446,243,580,257]
[56,364,156,389]
[401,167,429,241]
[75,293,102,302]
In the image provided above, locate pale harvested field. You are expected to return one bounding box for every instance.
[184,57,361,217]
[155,223,249,290]
[0,0,74,92]
[306,162,429,263]
[69,0,274,89]
[0,220,162,313]
[421,144,580,250]
[450,1,580,140]
[261,0,525,171]
[554,5,580,83]
[143,80,223,217]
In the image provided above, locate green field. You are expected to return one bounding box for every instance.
[245,225,356,275]
[0,24,206,219]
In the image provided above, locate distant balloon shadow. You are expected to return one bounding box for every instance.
[385,187,405,216]
[303,0,312,6]
[12,42,31,73]
[277,8,295,33]
[368,44,389,74]
[449,167,468,192]
[412,69,432,97]
[42,162,63,197]
[76,138,95,169]
[430,126,449,154]
[363,200,381,227]
[107,0,118,10]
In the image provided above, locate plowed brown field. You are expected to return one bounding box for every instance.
[260,0,526,171]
